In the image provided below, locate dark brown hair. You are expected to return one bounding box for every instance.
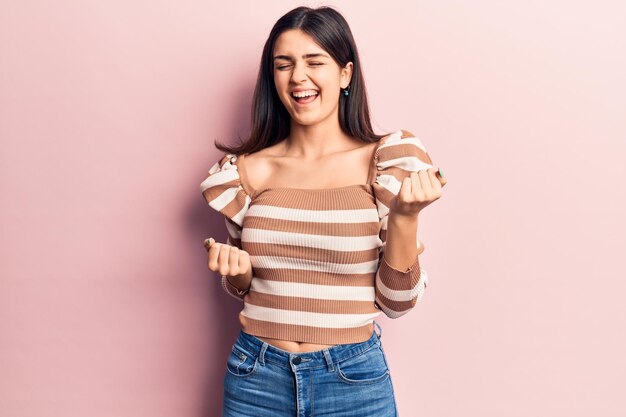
[214,5,386,155]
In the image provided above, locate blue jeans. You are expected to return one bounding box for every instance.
[222,321,398,417]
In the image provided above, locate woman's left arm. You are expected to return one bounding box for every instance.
[374,167,447,318]
[383,168,447,271]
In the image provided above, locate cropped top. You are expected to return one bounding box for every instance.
[200,129,436,344]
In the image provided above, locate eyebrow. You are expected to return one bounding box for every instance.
[272,53,330,61]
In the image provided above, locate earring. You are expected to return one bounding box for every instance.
[343,85,351,96]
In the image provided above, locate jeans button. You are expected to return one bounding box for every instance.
[292,356,302,365]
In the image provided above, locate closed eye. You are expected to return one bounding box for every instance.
[275,62,324,70]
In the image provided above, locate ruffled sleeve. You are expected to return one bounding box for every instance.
[200,153,252,301]
[371,129,435,318]
[200,153,251,230]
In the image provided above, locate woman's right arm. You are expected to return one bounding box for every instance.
[204,234,253,299]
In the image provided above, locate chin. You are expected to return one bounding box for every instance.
[290,117,317,127]
[290,110,330,124]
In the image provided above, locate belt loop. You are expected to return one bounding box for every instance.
[258,342,268,366]
[322,348,335,372]
[374,321,382,339]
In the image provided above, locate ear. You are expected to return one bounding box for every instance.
[340,62,353,88]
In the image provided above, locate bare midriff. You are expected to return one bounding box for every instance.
[256,336,335,353]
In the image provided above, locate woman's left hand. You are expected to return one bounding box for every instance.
[389,168,447,218]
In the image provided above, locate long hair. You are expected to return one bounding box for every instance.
[215,6,386,154]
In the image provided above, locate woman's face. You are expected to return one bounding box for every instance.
[272,29,352,127]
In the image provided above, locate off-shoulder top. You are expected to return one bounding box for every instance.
[200,129,437,344]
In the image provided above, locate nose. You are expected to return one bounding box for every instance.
[290,61,308,83]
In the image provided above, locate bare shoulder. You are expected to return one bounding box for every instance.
[240,144,283,190]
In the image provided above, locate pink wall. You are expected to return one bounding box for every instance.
[1,1,625,416]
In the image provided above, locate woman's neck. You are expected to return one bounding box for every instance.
[285,121,357,159]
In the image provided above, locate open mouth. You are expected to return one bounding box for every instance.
[291,90,319,105]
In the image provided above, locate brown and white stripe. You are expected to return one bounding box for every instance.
[200,129,436,344]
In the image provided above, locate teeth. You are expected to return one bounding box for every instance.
[292,90,319,98]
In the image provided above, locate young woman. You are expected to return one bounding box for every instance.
[200,6,447,416]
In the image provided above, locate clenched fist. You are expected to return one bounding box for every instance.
[203,238,253,285]
[390,167,447,218]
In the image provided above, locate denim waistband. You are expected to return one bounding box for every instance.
[233,321,383,371]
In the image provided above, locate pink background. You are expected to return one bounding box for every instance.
[1,1,625,416]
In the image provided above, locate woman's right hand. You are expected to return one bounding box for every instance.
[203,237,254,284]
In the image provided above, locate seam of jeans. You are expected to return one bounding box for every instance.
[335,343,379,365]
[233,344,256,359]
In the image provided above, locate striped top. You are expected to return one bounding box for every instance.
[200,129,435,344]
